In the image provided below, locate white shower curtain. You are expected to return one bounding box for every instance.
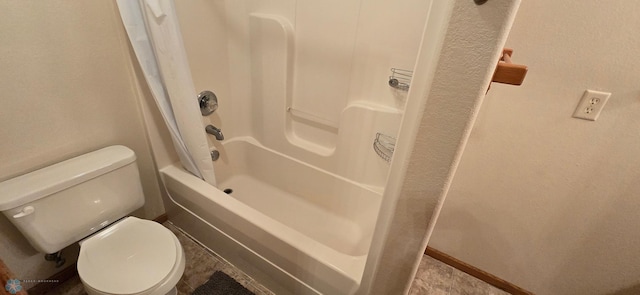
[117,0,217,186]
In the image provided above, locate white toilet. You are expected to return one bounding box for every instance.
[0,146,185,295]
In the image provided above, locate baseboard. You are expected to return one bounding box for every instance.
[28,213,169,294]
[425,246,534,295]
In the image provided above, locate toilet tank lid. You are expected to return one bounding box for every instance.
[0,145,136,211]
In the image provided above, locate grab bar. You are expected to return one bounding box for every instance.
[286,107,339,130]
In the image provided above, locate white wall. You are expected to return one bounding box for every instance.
[0,1,164,284]
[363,0,520,294]
[429,1,640,294]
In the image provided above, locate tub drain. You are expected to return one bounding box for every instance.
[223,188,233,194]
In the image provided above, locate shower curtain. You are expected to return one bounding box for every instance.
[117,0,217,185]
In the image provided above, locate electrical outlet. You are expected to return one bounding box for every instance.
[572,90,611,121]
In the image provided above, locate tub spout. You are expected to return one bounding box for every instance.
[205,125,224,140]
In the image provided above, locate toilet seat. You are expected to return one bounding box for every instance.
[78,217,183,295]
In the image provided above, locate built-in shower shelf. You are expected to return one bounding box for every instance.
[373,132,395,162]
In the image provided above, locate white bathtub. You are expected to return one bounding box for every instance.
[160,137,382,294]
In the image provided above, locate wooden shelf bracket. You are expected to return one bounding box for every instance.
[492,48,528,86]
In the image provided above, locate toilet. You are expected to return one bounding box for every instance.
[0,146,185,295]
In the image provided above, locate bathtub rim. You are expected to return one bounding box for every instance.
[214,136,385,194]
[160,163,369,290]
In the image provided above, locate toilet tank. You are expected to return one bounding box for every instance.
[0,146,145,254]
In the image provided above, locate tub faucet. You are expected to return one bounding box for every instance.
[205,125,224,141]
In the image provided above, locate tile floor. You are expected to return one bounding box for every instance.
[409,255,510,295]
[40,222,509,295]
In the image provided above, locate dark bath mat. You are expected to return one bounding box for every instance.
[192,271,255,295]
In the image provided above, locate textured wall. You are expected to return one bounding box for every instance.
[429,1,640,294]
[0,1,163,283]
[362,1,520,294]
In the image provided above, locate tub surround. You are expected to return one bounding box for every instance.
[156,1,523,294]
[161,135,384,294]
[175,0,426,189]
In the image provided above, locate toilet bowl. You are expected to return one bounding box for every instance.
[78,217,185,295]
[0,146,185,295]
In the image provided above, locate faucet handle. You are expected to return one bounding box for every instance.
[198,90,218,116]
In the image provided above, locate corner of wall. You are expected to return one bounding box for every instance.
[362,0,521,294]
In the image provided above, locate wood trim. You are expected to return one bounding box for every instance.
[425,246,534,295]
[27,264,77,295]
[492,48,528,85]
[1,258,28,295]
[153,213,169,224]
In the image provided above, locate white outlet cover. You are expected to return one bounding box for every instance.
[572,90,612,121]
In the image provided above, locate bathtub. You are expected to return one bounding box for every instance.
[160,137,382,294]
